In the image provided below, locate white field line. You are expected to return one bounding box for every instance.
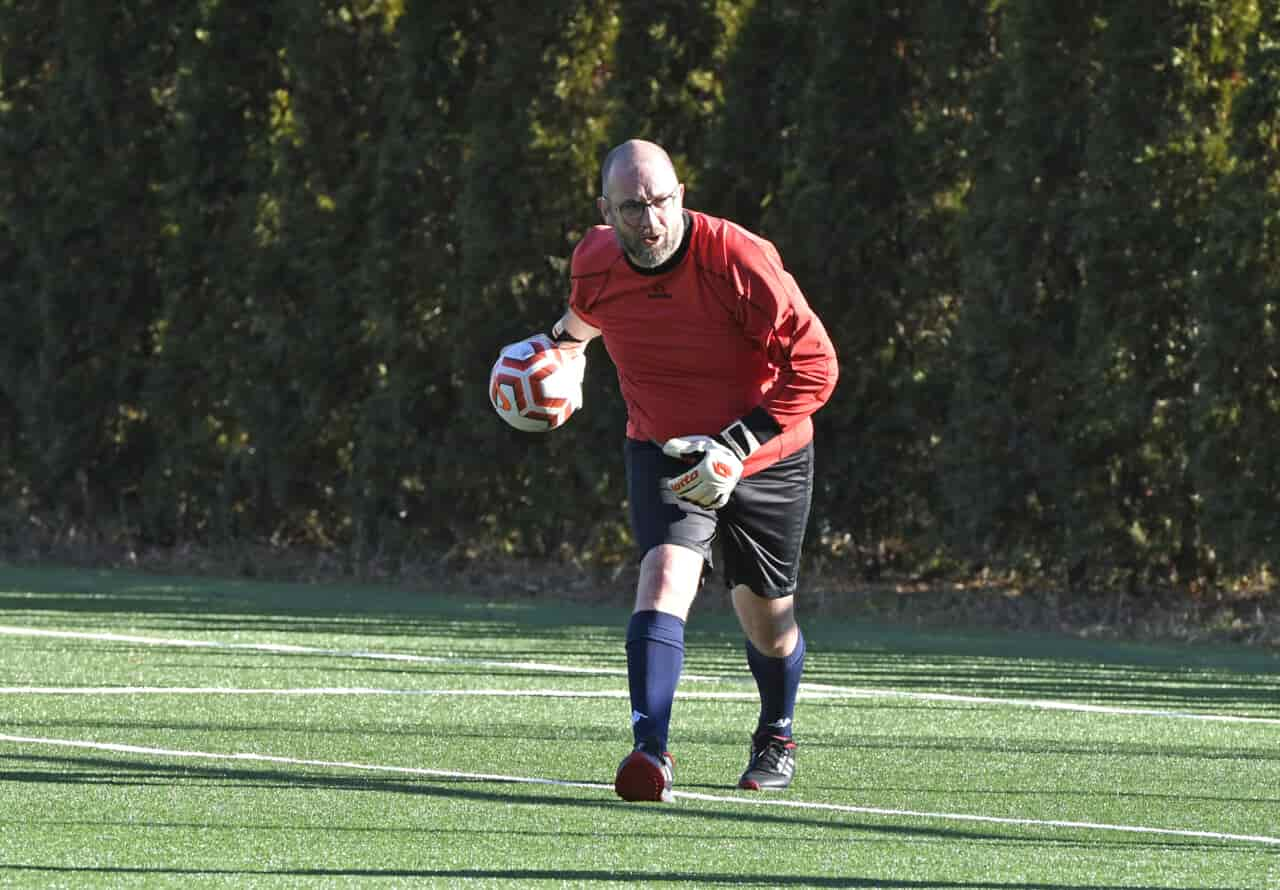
[1,732,1277,848]
[799,682,1280,726]
[3,624,1279,725]
[0,686,853,702]
[0,624,714,683]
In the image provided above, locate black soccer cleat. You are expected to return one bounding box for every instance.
[615,740,675,803]
[737,734,796,790]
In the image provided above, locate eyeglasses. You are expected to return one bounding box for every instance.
[608,190,680,226]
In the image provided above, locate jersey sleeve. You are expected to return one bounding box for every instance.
[567,227,614,329]
[727,236,839,430]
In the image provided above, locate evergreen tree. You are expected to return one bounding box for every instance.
[0,1,176,530]
[448,0,627,559]
[344,1,489,563]
[606,0,733,188]
[1068,0,1259,588]
[942,0,1099,573]
[699,0,817,229]
[147,0,285,544]
[1192,12,1280,573]
[777,0,991,567]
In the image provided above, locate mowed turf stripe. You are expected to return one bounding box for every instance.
[0,624,713,682]
[2,733,1277,848]
[4,624,1279,725]
[800,681,1280,725]
[0,685,849,701]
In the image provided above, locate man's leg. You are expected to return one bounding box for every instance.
[731,585,805,790]
[732,585,798,657]
[626,544,703,751]
[719,443,813,790]
[616,439,716,802]
[732,585,805,739]
[614,544,703,802]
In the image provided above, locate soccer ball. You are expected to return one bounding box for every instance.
[489,334,584,433]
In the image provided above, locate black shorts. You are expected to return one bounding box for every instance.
[624,437,815,599]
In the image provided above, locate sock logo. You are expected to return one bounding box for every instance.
[768,717,793,730]
[631,710,648,725]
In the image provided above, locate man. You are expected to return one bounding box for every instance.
[549,139,838,802]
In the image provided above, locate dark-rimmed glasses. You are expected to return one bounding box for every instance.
[608,190,680,226]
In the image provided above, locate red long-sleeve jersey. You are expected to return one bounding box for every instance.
[569,209,838,476]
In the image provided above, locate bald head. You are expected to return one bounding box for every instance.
[596,139,686,269]
[600,139,677,198]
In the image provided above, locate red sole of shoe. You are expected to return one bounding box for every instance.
[614,753,671,802]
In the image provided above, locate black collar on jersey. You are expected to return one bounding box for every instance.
[624,211,693,276]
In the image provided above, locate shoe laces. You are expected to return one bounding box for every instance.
[753,735,795,769]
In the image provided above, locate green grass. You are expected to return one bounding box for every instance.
[1,565,1278,888]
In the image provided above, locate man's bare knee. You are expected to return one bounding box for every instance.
[731,585,799,657]
[634,544,704,620]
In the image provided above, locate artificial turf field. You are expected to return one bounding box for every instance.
[0,566,1277,889]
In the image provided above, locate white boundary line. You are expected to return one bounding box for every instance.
[5,684,1279,723]
[0,624,712,679]
[3,624,1279,725]
[0,686,851,701]
[2,733,1277,848]
[799,682,1280,726]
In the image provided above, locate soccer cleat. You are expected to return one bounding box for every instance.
[737,734,796,790]
[614,741,675,803]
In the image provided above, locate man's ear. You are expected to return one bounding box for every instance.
[597,196,610,225]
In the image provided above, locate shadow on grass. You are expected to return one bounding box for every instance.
[0,863,1248,890]
[7,715,1279,777]
[0,751,1265,859]
[2,565,1278,717]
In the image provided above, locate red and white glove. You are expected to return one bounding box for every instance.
[662,436,744,509]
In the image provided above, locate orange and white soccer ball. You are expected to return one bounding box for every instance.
[489,334,585,433]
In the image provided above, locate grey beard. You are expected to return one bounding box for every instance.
[620,220,682,268]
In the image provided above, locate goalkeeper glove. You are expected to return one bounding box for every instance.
[662,436,743,509]
[550,317,583,345]
[716,417,765,462]
[661,412,777,509]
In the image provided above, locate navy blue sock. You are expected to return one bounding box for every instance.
[625,610,686,751]
[745,630,806,740]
